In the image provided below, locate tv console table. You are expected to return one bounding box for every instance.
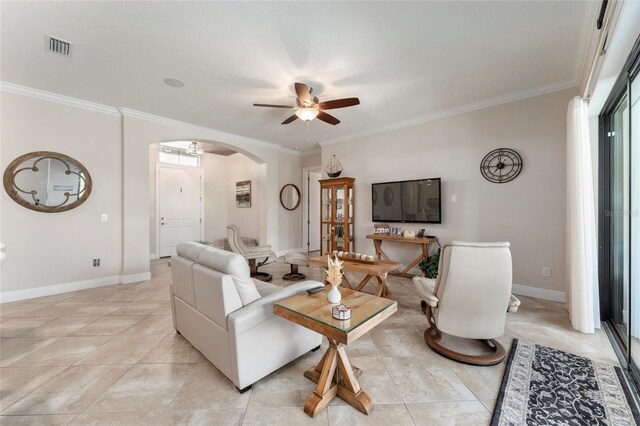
[366,234,437,278]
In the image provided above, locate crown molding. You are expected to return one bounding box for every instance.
[117,107,301,156]
[319,79,578,147]
[0,81,121,116]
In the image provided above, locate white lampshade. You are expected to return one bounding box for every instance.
[186,142,203,156]
[295,107,319,122]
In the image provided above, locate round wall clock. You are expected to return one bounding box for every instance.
[480,148,523,184]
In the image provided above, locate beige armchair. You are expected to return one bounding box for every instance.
[413,241,520,366]
[227,224,277,282]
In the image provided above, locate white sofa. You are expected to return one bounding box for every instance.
[170,242,323,391]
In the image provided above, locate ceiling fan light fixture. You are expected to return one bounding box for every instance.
[295,107,319,122]
[185,141,203,156]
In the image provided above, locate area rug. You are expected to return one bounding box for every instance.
[491,338,640,426]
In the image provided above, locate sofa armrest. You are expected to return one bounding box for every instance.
[227,280,324,336]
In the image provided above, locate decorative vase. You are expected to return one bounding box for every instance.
[328,285,341,304]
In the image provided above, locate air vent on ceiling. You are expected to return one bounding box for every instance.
[45,34,73,56]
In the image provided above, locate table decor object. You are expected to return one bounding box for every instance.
[325,255,344,303]
[332,304,351,320]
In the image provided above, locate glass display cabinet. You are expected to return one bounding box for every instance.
[319,177,355,255]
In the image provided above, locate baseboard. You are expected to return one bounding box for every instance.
[0,272,152,303]
[512,284,566,303]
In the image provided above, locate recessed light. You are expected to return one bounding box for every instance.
[293,146,299,150]
[163,78,184,88]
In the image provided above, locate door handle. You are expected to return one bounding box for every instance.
[160,222,166,226]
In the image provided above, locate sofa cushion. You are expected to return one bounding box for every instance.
[198,247,261,306]
[176,242,208,262]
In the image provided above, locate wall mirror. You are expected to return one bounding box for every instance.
[3,151,92,213]
[280,184,301,211]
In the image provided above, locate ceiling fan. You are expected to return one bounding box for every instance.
[253,82,360,125]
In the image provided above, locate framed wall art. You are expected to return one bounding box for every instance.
[236,180,251,208]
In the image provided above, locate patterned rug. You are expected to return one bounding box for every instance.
[491,339,640,426]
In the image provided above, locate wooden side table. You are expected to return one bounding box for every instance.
[366,234,437,278]
[273,287,397,417]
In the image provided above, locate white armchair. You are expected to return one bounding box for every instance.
[413,241,520,366]
[227,224,277,282]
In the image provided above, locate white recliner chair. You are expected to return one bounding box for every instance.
[227,224,277,282]
[170,242,323,392]
[413,241,520,366]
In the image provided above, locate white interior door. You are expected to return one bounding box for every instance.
[158,165,203,257]
[303,170,322,252]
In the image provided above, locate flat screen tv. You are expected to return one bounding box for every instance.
[371,178,441,224]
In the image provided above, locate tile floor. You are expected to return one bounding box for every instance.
[0,258,619,425]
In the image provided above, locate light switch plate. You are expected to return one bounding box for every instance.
[451,194,457,202]
[101,214,108,222]
[542,267,551,277]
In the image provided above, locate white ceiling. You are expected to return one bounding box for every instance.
[1,1,596,151]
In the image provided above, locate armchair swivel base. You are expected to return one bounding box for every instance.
[420,301,506,366]
[248,258,272,282]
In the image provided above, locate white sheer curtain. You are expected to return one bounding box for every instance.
[566,96,599,333]
[630,77,640,339]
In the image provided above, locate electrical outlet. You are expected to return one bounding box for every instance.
[542,267,551,277]
[93,259,101,267]
[451,194,457,202]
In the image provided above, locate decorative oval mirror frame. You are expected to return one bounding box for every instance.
[279,184,301,211]
[3,151,93,213]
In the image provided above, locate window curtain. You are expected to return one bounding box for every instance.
[630,77,640,339]
[566,96,599,334]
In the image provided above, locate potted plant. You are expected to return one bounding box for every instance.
[419,249,440,279]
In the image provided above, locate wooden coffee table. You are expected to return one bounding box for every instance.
[273,286,397,417]
[307,255,401,298]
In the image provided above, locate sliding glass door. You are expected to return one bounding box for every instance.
[600,37,639,385]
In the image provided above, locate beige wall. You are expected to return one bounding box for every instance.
[1,93,305,300]
[321,88,577,294]
[302,151,321,169]
[1,93,122,293]
[278,151,303,251]
[226,153,263,243]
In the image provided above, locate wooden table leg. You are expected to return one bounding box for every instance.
[303,340,372,417]
[355,275,374,292]
[388,242,430,279]
[375,273,392,298]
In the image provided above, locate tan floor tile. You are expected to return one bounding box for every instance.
[121,315,174,335]
[2,365,130,415]
[369,327,427,358]
[150,303,172,315]
[0,338,57,367]
[242,406,327,425]
[70,316,144,336]
[327,403,414,425]
[139,334,203,364]
[0,318,56,338]
[170,360,250,411]
[75,335,164,365]
[12,336,113,366]
[328,356,402,406]
[383,357,476,403]
[71,410,191,426]
[28,302,123,318]
[107,301,167,316]
[0,303,49,318]
[481,399,496,412]
[183,408,245,425]
[248,353,321,408]
[406,401,491,425]
[19,317,101,337]
[0,414,77,425]
[450,362,505,400]
[85,363,194,413]
[0,366,66,411]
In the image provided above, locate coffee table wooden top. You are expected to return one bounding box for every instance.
[307,255,401,276]
[273,286,397,345]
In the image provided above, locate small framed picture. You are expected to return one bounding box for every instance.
[236,180,251,208]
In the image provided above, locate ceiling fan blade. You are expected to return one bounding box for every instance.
[318,97,360,110]
[281,114,299,125]
[294,82,311,105]
[253,103,295,109]
[317,111,340,125]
